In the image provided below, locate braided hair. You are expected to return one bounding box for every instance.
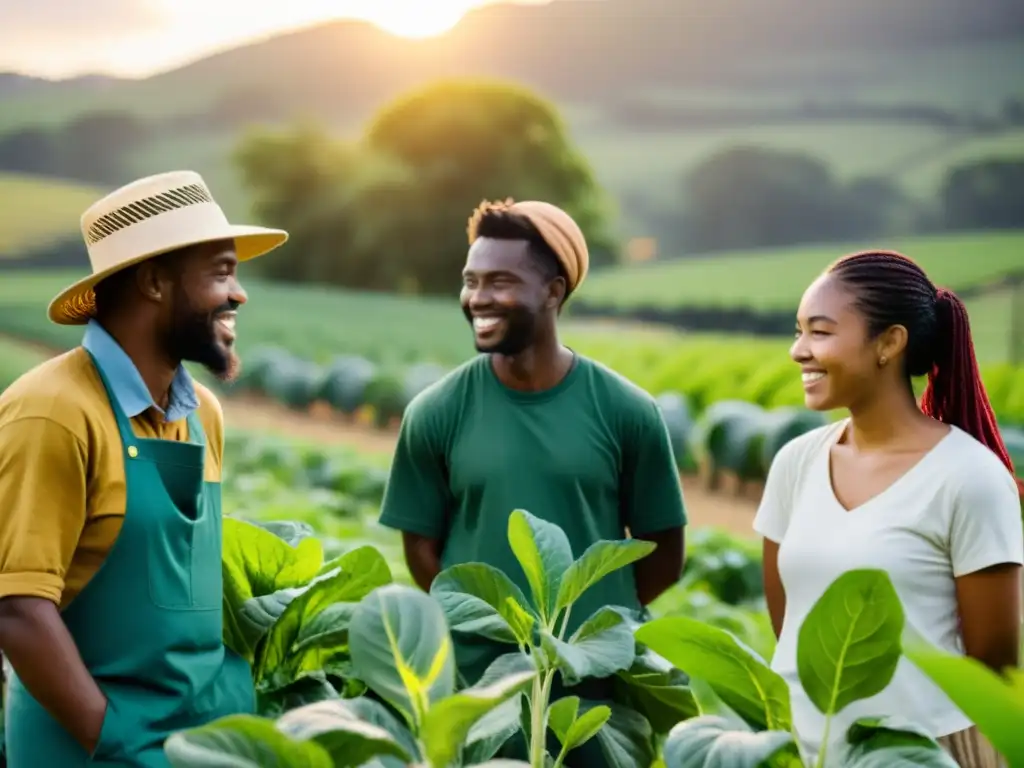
[827,250,1022,496]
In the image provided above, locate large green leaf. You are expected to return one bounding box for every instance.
[905,644,1024,766]
[340,697,422,766]
[464,697,525,764]
[255,546,392,689]
[420,669,535,767]
[257,672,341,719]
[797,569,903,717]
[661,715,798,768]
[222,518,325,662]
[430,563,537,646]
[235,587,308,658]
[349,584,456,724]
[164,714,332,767]
[276,700,411,766]
[613,647,698,734]
[832,716,959,768]
[555,539,657,612]
[635,616,791,731]
[462,653,536,762]
[542,607,636,685]
[580,701,656,768]
[507,509,574,622]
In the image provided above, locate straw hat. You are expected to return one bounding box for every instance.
[47,170,289,325]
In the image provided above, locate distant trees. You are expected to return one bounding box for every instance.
[940,158,1024,231]
[676,145,908,253]
[0,110,150,185]
[236,79,616,295]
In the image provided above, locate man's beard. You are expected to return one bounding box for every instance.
[463,304,538,356]
[165,296,240,383]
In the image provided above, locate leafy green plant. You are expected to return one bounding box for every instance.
[429,509,680,768]
[636,569,961,767]
[905,638,1024,766]
[165,583,537,767]
[221,518,393,714]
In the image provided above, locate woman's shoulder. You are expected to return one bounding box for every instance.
[772,417,847,471]
[938,426,1021,500]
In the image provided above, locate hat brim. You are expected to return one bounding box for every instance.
[47,225,288,326]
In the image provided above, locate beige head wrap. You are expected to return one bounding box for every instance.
[467,198,590,293]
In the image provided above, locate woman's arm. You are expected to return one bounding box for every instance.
[954,563,1021,671]
[947,457,1024,673]
[762,538,786,639]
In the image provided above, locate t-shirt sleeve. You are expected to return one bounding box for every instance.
[621,399,688,536]
[378,397,451,539]
[0,416,89,604]
[948,453,1024,577]
[752,437,801,543]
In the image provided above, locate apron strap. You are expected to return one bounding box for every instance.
[85,349,208,450]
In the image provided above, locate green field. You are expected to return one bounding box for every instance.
[1,267,1021,434]
[583,231,1024,311]
[0,173,105,255]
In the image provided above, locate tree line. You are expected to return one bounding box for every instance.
[4,78,1023,291]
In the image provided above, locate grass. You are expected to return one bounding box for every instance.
[0,270,734,368]
[0,173,105,256]
[577,231,1024,363]
[582,231,1024,311]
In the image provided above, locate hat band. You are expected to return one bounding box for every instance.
[87,204,233,275]
[85,182,213,245]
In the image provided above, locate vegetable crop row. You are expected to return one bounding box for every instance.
[169,507,1021,767]
[219,347,1024,484]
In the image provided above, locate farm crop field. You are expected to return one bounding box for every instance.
[128,429,1023,765]
[1,269,1022,491]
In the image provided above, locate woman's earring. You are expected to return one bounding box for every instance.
[878,356,887,368]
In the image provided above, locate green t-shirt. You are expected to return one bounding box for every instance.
[378,353,687,683]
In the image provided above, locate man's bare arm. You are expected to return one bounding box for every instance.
[0,596,107,753]
[401,532,443,593]
[633,526,685,606]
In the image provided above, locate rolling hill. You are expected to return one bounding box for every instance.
[3,0,1024,132]
[2,0,1022,245]
[0,172,103,256]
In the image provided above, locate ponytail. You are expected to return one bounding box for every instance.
[828,251,1023,497]
[922,288,1023,496]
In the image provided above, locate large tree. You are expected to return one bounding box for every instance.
[235,78,616,294]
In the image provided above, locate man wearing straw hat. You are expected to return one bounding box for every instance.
[380,199,687,767]
[0,171,287,766]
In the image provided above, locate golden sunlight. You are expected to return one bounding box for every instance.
[161,0,480,41]
[358,0,475,38]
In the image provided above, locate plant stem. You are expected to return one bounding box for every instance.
[556,607,573,641]
[528,670,557,768]
[813,716,831,768]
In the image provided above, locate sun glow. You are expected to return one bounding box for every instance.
[357,1,473,38]
[8,0,542,78]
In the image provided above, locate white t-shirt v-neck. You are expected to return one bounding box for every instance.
[753,419,1023,756]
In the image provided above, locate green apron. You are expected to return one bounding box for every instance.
[4,351,255,767]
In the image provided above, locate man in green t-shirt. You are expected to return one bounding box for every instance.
[378,199,687,764]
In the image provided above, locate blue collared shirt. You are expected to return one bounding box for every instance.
[82,319,200,423]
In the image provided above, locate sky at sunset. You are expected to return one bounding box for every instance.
[1,0,543,79]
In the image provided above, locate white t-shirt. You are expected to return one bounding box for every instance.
[753,419,1023,756]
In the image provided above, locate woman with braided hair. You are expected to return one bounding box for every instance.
[753,250,1022,767]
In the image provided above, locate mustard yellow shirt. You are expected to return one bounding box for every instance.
[0,337,223,610]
